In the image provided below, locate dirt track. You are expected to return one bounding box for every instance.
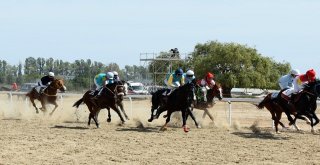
[1,94,320,164]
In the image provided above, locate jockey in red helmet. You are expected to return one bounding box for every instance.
[197,72,216,102]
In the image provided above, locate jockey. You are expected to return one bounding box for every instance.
[93,72,114,96]
[163,68,185,95]
[184,70,195,84]
[282,69,316,102]
[113,71,120,82]
[198,72,216,102]
[278,69,300,90]
[37,72,55,94]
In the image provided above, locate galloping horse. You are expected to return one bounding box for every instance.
[73,82,126,128]
[193,82,223,121]
[257,92,298,133]
[276,80,320,133]
[148,81,199,132]
[105,81,130,122]
[26,79,66,115]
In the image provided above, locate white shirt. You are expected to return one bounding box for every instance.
[278,74,294,89]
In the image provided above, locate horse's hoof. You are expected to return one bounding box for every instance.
[183,125,190,133]
[183,127,190,133]
[107,119,111,123]
[148,118,153,122]
[196,125,201,129]
[276,131,281,134]
[159,127,167,131]
[36,110,39,114]
[96,125,100,128]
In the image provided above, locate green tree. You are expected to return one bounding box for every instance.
[191,41,290,97]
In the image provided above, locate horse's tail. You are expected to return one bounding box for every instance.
[73,98,84,108]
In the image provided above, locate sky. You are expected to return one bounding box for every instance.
[0,0,319,75]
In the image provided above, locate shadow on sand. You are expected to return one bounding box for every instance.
[51,125,89,130]
[116,126,160,133]
[231,131,290,140]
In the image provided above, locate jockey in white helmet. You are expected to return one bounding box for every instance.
[278,69,300,90]
[36,72,55,94]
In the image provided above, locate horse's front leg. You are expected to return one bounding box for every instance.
[49,102,58,116]
[118,101,129,120]
[148,106,156,122]
[107,107,111,123]
[188,107,200,128]
[181,109,189,133]
[110,104,125,124]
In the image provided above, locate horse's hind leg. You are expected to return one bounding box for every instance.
[160,111,172,131]
[29,98,39,114]
[93,110,100,128]
[88,112,93,126]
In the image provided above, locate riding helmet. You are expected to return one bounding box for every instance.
[175,68,183,75]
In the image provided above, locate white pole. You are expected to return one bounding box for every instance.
[129,96,133,118]
[9,92,12,103]
[228,100,232,125]
[272,120,275,129]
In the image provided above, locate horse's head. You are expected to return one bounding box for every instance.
[106,81,126,99]
[304,80,320,98]
[209,82,223,100]
[50,79,67,92]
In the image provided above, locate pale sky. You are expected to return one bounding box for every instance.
[0,0,319,75]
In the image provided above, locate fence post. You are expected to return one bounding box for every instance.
[228,100,232,125]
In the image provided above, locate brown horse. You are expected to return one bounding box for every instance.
[73,82,126,128]
[26,79,66,115]
[193,82,223,121]
[256,92,299,133]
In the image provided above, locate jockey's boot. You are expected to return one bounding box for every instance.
[92,88,103,100]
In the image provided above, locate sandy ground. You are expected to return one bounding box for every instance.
[0,93,320,165]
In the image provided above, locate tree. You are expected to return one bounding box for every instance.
[191,41,291,97]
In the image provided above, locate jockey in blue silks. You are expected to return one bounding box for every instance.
[93,72,114,96]
[163,68,185,95]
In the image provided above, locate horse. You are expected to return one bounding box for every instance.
[256,92,299,133]
[148,81,199,132]
[105,80,130,122]
[73,82,126,128]
[193,82,223,121]
[276,80,320,133]
[26,79,66,115]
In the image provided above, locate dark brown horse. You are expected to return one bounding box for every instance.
[26,79,66,115]
[73,82,126,128]
[105,81,130,122]
[256,92,299,133]
[193,82,223,121]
